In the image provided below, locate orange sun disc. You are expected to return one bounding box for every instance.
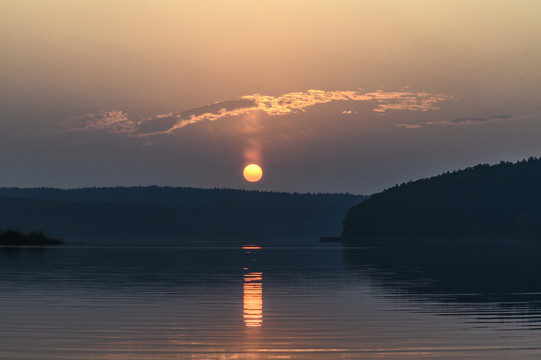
[243,164,263,182]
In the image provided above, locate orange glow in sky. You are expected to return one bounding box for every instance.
[2,1,541,193]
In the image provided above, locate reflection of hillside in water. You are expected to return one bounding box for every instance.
[0,247,246,290]
[0,245,344,290]
[343,239,541,326]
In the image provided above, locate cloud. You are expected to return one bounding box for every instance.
[398,112,533,129]
[395,124,424,129]
[439,114,512,125]
[370,92,452,113]
[63,110,136,134]
[243,89,450,116]
[61,89,452,137]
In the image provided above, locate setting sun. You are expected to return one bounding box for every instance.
[243,164,263,182]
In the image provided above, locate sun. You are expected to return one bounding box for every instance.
[243,164,263,182]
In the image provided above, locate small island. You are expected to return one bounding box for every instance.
[0,229,63,246]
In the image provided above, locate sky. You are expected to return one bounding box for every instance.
[1,0,540,194]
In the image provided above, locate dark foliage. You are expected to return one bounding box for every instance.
[0,228,63,246]
[342,157,541,239]
[0,187,364,239]
[0,197,176,238]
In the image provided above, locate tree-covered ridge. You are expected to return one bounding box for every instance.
[0,187,364,239]
[342,157,541,239]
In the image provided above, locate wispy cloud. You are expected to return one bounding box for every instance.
[62,89,452,137]
[395,124,424,129]
[434,114,511,125]
[63,110,136,134]
[397,112,534,129]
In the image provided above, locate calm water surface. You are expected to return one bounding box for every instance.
[1,240,541,359]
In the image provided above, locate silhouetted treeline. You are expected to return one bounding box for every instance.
[0,197,176,238]
[0,228,63,246]
[0,187,364,239]
[342,157,541,239]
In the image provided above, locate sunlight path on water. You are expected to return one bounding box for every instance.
[0,244,541,359]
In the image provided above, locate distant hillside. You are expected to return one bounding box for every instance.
[342,157,541,239]
[0,197,175,238]
[0,187,364,239]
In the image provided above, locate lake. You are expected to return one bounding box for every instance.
[1,239,541,359]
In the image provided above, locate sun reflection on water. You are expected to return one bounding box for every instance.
[243,272,263,327]
[243,245,263,327]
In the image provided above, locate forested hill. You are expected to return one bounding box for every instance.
[0,187,364,239]
[342,157,541,239]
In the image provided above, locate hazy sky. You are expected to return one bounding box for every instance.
[1,0,540,194]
